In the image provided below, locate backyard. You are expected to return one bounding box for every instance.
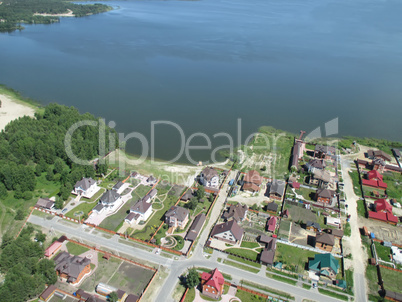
[274,243,319,274]
[66,241,89,255]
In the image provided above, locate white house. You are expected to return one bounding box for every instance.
[92,190,122,215]
[112,181,129,195]
[73,177,99,198]
[210,220,244,245]
[126,199,152,224]
[199,167,219,188]
[326,217,341,228]
[142,189,158,203]
[391,246,402,265]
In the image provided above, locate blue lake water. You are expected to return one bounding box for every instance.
[1,0,402,163]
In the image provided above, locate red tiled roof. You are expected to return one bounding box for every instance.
[368,211,398,224]
[244,170,263,185]
[362,179,387,189]
[267,216,277,232]
[243,182,260,192]
[44,241,63,257]
[290,182,300,189]
[375,199,393,214]
[201,268,225,292]
[368,170,383,181]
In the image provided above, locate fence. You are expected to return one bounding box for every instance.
[180,288,189,302]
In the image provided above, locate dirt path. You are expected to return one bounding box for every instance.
[341,156,368,301]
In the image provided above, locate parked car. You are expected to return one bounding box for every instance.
[62,208,68,213]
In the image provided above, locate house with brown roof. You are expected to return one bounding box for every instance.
[268,180,286,201]
[199,167,219,188]
[243,170,263,193]
[266,202,278,214]
[314,145,336,159]
[210,220,244,244]
[201,268,225,299]
[259,237,277,266]
[165,206,189,229]
[368,150,392,162]
[185,213,206,241]
[315,188,334,204]
[39,285,57,302]
[290,139,305,169]
[315,233,335,252]
[35,198,55,210]
[54,251,91,285]
[325,228,344,239]
[222,204,248,222]
[309,170,333,189]
[306,159,326,172]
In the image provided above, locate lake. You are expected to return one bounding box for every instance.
[1,0,401,163]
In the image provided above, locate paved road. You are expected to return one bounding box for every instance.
[340,155,368,302]
[29,173,347,302]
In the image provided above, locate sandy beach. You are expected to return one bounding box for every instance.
[0,94,36,131]
[33,9,74,17]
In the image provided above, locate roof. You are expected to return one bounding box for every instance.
[392,148,401,157]
[368,211,398,224]
[148,188,157,198]
[269,180,286,196]
[244,170,263,185]
[312,170,331,183]
[266,202,278,212]
[125,294,140,302]
[201,167,219,181]
[307,159,326,169]
[317,188,333,199]
[267,216,277,232]
[100,190,121,205]
[260,237,277,264]
[362,178,387,189]
[76,289,92,300]
[201,268,225,292]
[181,189,193,201]
[223,204,248,222]
[327,229,344,238]
[74,177,96,190]
[165,206,189,222]
[309,253,339,274]
[113,181,124,190]
[54,252,91,282]
[185,213,206,241]
[282,209,290,217]
[40,285,57,300]
[385,290,402,302]
[93,203,104,212]
[373,150,392,161]
[125,212,139,222]
[368,170,383,181]
[290,181,300,189]
[385,164,402,173]
[315,145,336,155]
[36,198,54,209]
[211,220,244,241]
[291,141,301,167]
[131,199,152,214]
[259,235,275,244]
[243,182,260,192]
[375,199,393,213]
[44,240,63,257]
[316,233,335,246]
[306,221,321,230]
[117,289,126,299]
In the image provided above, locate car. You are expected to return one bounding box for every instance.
[62,208,68,213]
[155,249,160,255]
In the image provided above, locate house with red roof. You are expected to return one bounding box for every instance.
[267,216,277,233]
[362,170,387,189]
[200,268,225,299]
[368,199,398,226]
[44,236,67,258]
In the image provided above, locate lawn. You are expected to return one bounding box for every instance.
[348,170,362,196]
[66,241,89,255]
[299,187,316,201]
[374,242,391,262]
[65,201,96,219]
[227,255,261,268]
[99,199,132,232]
[302,283,311,290]
[356,199,367,218]
[383,172,402,200]
[274,243,318,274]
[344,222,351,237]
[266,272,297,285]
[235,289,266,302]
[131,184,152,200]
[240,280,294,300]
[225,247,259,261]
[380,266,402,294]
[240,241,261,249]
[183,288,195,302]
[365,264,380,297]
[224,260,260,273]
[318,288,348,301]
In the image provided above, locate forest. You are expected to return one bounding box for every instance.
[0,0,112,32]
[0,102,117,208]
[0,226,57,302]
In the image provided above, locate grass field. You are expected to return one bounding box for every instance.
[266,272,297,285]
[227,255,261,268]
[274,243,319,274]
[224,260,260,273]
[99,200,132,232]
[66,241,90,255]
[380,266,402,294]
[225,247,259,261]
[374,242,391,262]
[240,280,294,300]
[235,289,266,302]
[240,241,261,249]
[318,288,348,301]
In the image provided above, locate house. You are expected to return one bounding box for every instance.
[266,202,278,214]
[147,176,157,184]
[200,268,225,299]
[310,170,333,189]
[289,181,300,189]
[267,216,277,233]
[243,170,263,192]
[125,294,140,302]
[268,180,286,201]
[222,204,248,222]
[309,253,339,280]
[126,199,152,224]
[368,150,392,162]
[391,246,402,265]
[76,289,104,302]
[35,198,55,210]
[372,158,386,173]
[39,285,57,302]
[315,188,334,204]
[259,237,277,265]
[73,177,98,197]
[306,221,321,232]
[326,228,344,239]
[142,188,158,203]
[112,181,129,195]
[290,139,305,169]
[165,206,189,229]
[362,170,387,189]
[210,219,244,244]
[306,159,326,172]
[54,252,91,285]
[368,199,398,225]
[392,148,401,158]
[93,190,122,214]
[314,145,336,159]
[116,289,127,302]
[315,233,335,252]
[185,213,206,241]
[181,189,193,201]
[282,209,290,218]
[199,167,219,188]
[44,236,66,258]
[326,217,341,227]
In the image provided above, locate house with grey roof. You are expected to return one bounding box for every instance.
[222,204,248,222]
[259,237,277,265]
[126,199,153,224]
[165,206,189,229]
[93,190,122,214]
[199,167,219,188]
[210,219,244,245]
[35,198,55,210]
[185,213,206,241]
[73,177,99,198]
[268,180,286,201]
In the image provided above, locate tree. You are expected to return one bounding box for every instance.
[196,186,205,200]
[54,197,64,210]
[46,166,54,181]
[14,209,25,221]
[208,193,214,203]
[0,183,7,200]
[185,268,200,288]
[108,292,118,302]
[35,232,46,243]
[36,258,57,285]
[97,163,108,175]
[185,197,198,210]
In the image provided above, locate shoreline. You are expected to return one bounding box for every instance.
[0,86,40,131]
